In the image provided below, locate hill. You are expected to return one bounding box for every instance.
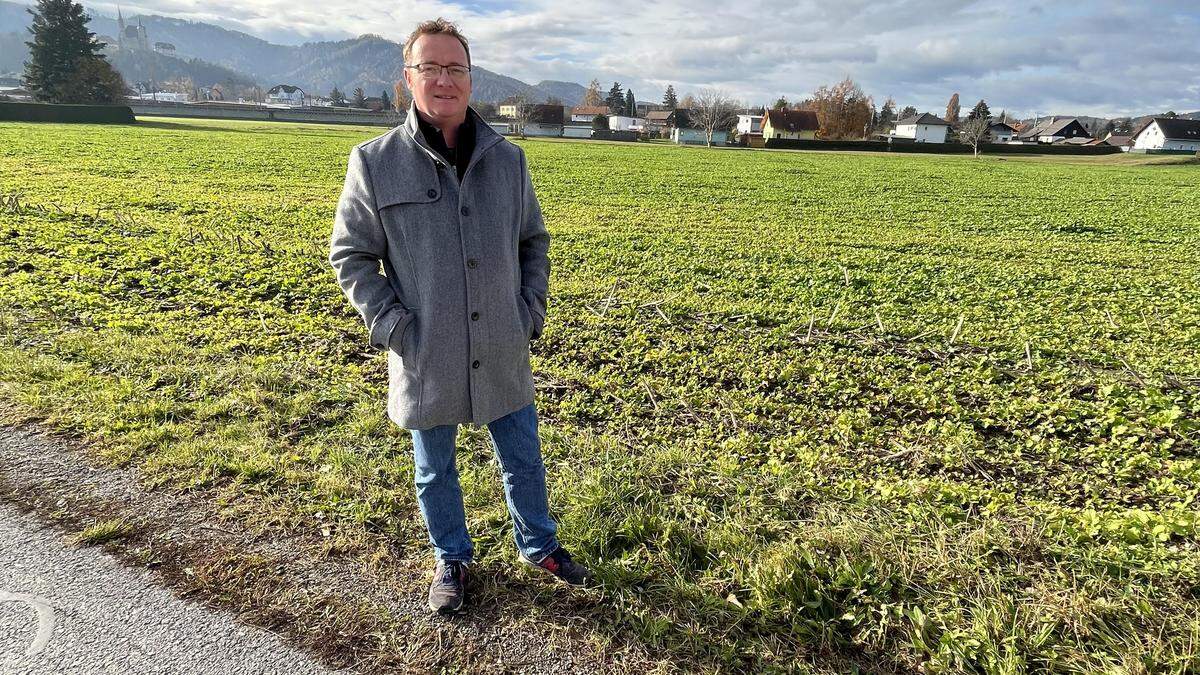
[0,1,586,104]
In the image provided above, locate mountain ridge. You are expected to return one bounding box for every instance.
[0,1,586,104]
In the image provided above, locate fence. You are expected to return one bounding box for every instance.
[764,137,1123,155]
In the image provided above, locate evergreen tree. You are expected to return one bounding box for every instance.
[968,99,990,121]
[625,88,635,117]
[380,90,391,111]
[329,86,346,106]
[877,97,896,130]
[352,87,367,108]
[662,84,677,109]
[605,81,624,115]
[772,96,789,110]
[23,0,113,103]
[62,56,125,103]
[899,105,918,119]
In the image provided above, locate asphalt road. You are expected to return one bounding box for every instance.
[0,501,346,675]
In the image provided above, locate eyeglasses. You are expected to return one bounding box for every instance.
[405,63,471,81]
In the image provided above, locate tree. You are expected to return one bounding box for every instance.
[624,88,635,117]
[591,114,608,130]
[662,84,677,109]
[62,56,125,103]
[773,96,789,110]
[510,93,531,138]
[380,89,391,112]
[352,87,367,108]
[583,79,603,107]
[1164,110,1178,118]
[809,77,874,139]
[392,81,409,111]
[692,87,738,146]
[23,0,117,103]
[876,96,896,133]
[959,114,991,157]
[968,99,990,121]
[945,93,960,124]
[605,81,624,115]
[329,86,346,106]
[546,95,563,106]
[679,93,697,110]
[899,105,917,119]
[472,100,496,119]
[1113,117,1133,134]
[1101,119,1116,136]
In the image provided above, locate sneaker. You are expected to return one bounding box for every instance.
[519,546,593,587]
[428,559,468,614]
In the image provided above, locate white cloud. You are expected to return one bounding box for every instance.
[87,0,1199,116]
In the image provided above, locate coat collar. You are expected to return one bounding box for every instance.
[402,101,503,173]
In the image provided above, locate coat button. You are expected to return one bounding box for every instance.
[471,311,479,321]
[427,188,437,198]
[461,206,470,216]
[472,360,480,369]
[466,258,478,269]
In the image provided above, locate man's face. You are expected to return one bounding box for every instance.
[403,33,471,125]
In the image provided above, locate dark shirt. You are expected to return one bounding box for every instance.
[417,111,475,181]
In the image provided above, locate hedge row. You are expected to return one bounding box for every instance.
[764,137,1122,155]
[0,101,135,124]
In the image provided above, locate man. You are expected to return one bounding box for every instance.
[328,18,591,615]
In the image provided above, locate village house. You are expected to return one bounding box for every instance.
[1130,117,1200,152]
[1097,133,1134,151]
[570,105,609,123]
[987,120,1018,143]
[266,84,306,106]
[892,113,951,143]
[737,114,764,135]
[1016,117,1091,144]
[763,109,820,140]
[645,109,678,136]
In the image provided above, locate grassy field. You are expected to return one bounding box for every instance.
[2,116,1198,673]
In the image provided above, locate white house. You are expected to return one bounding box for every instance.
[1131,117,1200,152]
[736,114,763,134]
[608,115,646,132]
[893,113,951,143]
[266,84,305,106]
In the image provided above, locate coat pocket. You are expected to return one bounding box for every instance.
[389,312,421,375]
[516,293,534,341]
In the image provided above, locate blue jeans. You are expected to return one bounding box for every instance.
[410,402,559,563]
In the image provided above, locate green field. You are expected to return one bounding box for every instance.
[2,117,1198,673]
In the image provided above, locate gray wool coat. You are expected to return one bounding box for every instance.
[328,103,550,430]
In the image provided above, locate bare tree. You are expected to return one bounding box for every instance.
[959,115,991,157]
[511,93,532,138]
[692,87,738,147]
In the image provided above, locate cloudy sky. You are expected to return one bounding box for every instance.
[88,0,1198,118]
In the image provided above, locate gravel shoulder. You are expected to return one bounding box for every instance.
[0,422,650,674]
[0,499,344,675]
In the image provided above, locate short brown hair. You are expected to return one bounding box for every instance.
[403,18,471,68]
